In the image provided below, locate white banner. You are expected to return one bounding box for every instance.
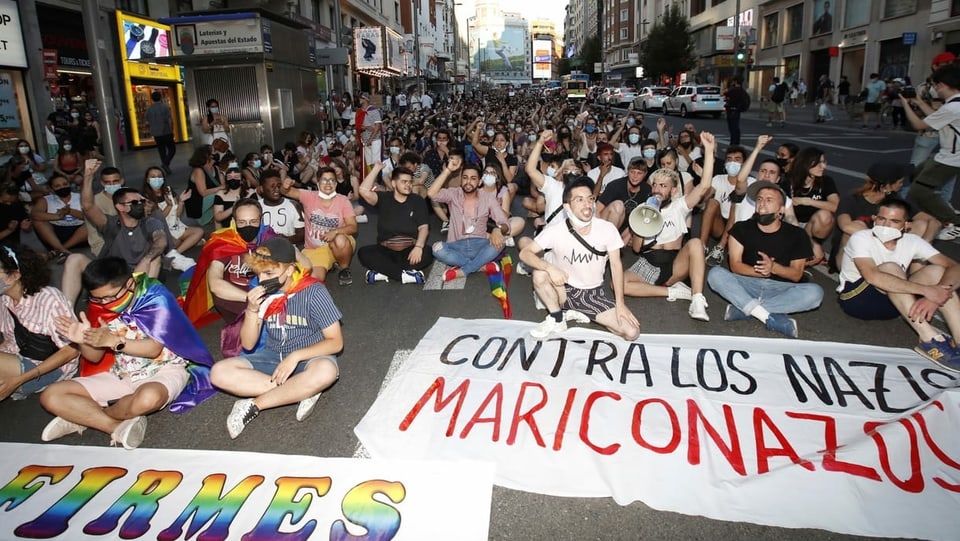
[354,27,384,70]
[356,318,960,540]
[0,443,493,540]
[716,26,736,52]
[0,0,27,68]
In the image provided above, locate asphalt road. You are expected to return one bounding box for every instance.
[0,112,941,540]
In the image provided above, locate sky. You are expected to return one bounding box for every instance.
[455,0,567,34]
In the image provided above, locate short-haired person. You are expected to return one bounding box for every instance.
[707,181,824,338]
[357,163,434,283]
[520,177,640,340]
[838,198,960,370]
[701,144,753,266]
[42,257,215,449]
[258,169,305,245]
[625,132,717,321]
[282,166,358,285]
[597,157,652,241]
[586,143,626,195]
[211,237,342,438]
[0,246,79,401]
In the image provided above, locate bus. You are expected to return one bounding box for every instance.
[561,73,590,102]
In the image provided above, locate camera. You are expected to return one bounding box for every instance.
[900,87,917,99]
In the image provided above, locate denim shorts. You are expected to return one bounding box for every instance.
[239,348,338,376]
[17,356,64,396]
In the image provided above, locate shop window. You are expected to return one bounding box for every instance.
[117,0,149,16]
[762,13,779,48]
[194,66,261,123]
[883,0,917,18]
[785,4,803,42]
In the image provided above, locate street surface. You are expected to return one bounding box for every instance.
[0,107,939,540]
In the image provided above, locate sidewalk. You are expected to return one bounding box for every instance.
[115,141,198,191]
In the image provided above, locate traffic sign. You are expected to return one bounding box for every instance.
[902,32,917,46]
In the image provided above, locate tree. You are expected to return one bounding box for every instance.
[639,3,697,81]
[572,34,601,81]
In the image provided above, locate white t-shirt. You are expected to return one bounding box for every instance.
[534,217,624,289]
[838,230,940,291]
[541,174,566,223]
[258,197,305,238]
[647,196,692,245]
[588,165,626,193]
[678,146,702,173]
[421,94,433,109]
[923,93,960,167]
[616,143,644,167]
[711,174,754,219]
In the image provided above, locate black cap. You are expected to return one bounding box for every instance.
[866,162,911,185]
[747,180,787,202]
[254,237,296,264]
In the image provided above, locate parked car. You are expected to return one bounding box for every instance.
[610,87,637,106]
[662,84,724,118]
[633,86,673,112]
[597,87,617,104]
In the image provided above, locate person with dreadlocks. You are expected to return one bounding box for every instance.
[211,237,343,439]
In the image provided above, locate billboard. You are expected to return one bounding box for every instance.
[385,28,404,74]
[171,15,264,56]
[119,13,172,61]
[354,26,384,70]
[0,0,27,68]
[474,24,526,74]
[533,39,551,79]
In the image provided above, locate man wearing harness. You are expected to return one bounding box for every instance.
[520,176,640,340]
[623,132,717,321]
[903,64,960,225]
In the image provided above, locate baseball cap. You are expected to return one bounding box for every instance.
[359,92,371,101]
[932,52,957,67]
[253,237,297,264]
[866,162,911,185]
[747,180,787,202]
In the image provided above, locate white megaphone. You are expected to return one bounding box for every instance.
[628,195,665,238]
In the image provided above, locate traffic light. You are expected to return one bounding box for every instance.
[735,50,746,63]
[746,48,754,70]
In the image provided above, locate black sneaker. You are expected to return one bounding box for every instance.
[338,268,353,286]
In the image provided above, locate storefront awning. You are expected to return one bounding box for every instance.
[356,68,404,78]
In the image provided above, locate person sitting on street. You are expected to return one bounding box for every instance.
[282,166,358,285]
[624,132,717,321]
[357,162,434,284]
[0,246,79,402]
[211,237,342,438]
[701,144,752,266]
[786,147,840,266]
[597,157,652,243]
[707,181,824,338]
[520,176,640,340]
[41,257,215,449]
[258,169,305,245]
[587,143,626,195]
[31,173,87,263]
[837,197,960,371]
[429,161,511,281]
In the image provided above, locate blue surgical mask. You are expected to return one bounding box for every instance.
[148,177,165,190]
[642,148,656,160]
[546,166,557,178]
[103,184,122,195]
[209,107,220,114]
[626,118,636,127]
[389,146,401,154]
[629,134,641,145]
[725,162,742,176]
[585,125,597,134]
[482,174,497,186]
[252,160,262,168]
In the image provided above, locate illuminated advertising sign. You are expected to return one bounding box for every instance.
[533,39,551,79]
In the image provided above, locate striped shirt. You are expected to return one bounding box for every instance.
[0,286,79,379]
[259,282,342,357]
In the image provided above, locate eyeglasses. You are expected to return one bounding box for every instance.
[119,199,144,207]
[318,177,337,184]
[571,196,597,204]
[88,281,130,305]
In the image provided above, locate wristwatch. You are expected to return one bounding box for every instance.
[113,336,126,353]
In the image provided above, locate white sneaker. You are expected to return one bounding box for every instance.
[689,293,710,321]
[355,214,369,223]
[41,416,85,442]
[530,315,567,338]
[937,224,960,241]
[296,392,322,421]
[666,282,692,302]
[111,416,148,450]
[171,254,196,272]
[504,236,516,247]
[564,310,591,323]
[227,398,259,439]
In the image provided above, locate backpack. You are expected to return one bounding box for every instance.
[771,83,787,103]
[740,90,751,112]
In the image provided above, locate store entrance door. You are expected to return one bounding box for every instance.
[130,82,182,146]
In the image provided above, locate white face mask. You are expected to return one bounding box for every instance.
[642,148,657,160]
[546,166,557,178]
[389,146,401,155]
[486,129,495,137]
[629,134,641,145]
[725,162,742,176]
[872,225,903,243]
[317,191,337,200]
[481,174,497,186]
[566,205,593,228]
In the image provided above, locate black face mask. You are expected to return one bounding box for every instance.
[755,212,778,226]
[260,277,282,295]
[776,158,788,168]
[227,179,242,190]
[127,204,145,220]
[54,187,72,198]
[237,225,259,243]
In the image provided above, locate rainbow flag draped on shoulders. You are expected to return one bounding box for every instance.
[184,224,277,327]
[82,273,216,413]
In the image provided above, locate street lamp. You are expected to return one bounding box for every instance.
[412,0,422,94]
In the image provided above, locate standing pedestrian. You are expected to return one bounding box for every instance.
[724,77,748,146]
[145,92,175,175]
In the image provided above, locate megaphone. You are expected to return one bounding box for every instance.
[628,196,665,238]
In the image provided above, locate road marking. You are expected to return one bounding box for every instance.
[354,349,413,459]
[790,136,914,153]
[425,260,465,290]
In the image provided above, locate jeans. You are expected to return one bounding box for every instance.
[726,109,742,145]
[433,237,500,274]
[707,266,823,315]
[901,134,956,205]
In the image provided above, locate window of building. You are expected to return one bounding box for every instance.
[311,0,320,22]
[883,0,917,18]
[811,0,833,34]
[954,0,960,16]
[691,0,706,16]
[844,0,870,27]
[762,13,779,48]
[117,0,148,15]
[620,27,628,40]
[620,9,628,21]
[786,4,803,42]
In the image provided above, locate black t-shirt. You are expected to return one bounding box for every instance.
[599,177,652,215]
[512,169,532,198]
[729,218,813,282]
[375,193,430,243]
[837,193,885,227]
[792,175,838,223]
[0,202,26,246]
[483,150,519,171]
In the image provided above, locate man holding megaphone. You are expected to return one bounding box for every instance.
[623,132,717,321]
